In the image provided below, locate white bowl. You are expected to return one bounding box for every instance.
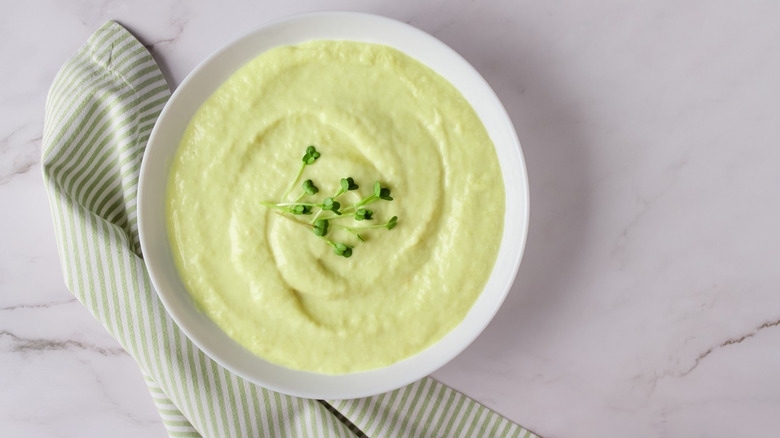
[138,11,529,399]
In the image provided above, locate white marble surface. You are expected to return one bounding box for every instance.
[2,0,780,437]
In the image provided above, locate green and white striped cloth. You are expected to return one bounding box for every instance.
[41,21,538,438]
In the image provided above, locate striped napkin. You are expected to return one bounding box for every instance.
[41,21,538,438]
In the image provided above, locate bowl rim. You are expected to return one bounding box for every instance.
[138,10,530,399]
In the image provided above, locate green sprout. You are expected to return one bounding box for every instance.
[282,145,320,200]
[311,218,329,236]
[338,177,359,195]
[355,208,373,221]
[259,146,398,258]
[291,204,312,215]
[326,241,353,258]
[321,197,341,215]
[302,179,318,195]
[334,216,398,233]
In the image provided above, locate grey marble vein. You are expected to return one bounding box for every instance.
[143,0,191,52]
[680,318,780,377]
[0,298,77,312]
[0,330,126,356]
[0,127,42,185]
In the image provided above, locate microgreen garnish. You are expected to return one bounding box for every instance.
[292,204,312,215]
[340,177,359,193]
[312,218,329,236]
[334,216,398,232]
[260,146,398,257]
[302,179,318,195]
[302,145,321,164]
[282,145,320,200]
[329,241,353,258]
[355,208,373,221]
[376,181,393,201]
[321,197,341,215]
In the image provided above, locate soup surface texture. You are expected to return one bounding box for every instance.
[167,40,505,373]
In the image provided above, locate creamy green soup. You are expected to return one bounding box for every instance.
[167,41,504,374]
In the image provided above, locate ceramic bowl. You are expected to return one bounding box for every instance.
[138,11,529,399]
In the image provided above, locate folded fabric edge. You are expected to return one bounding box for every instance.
[327,376,540,438]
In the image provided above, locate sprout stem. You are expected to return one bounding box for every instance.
[282,163,306,201]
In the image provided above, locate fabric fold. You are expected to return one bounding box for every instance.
[41,20,538,438]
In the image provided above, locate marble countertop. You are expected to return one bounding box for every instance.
[3,1,780,437]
